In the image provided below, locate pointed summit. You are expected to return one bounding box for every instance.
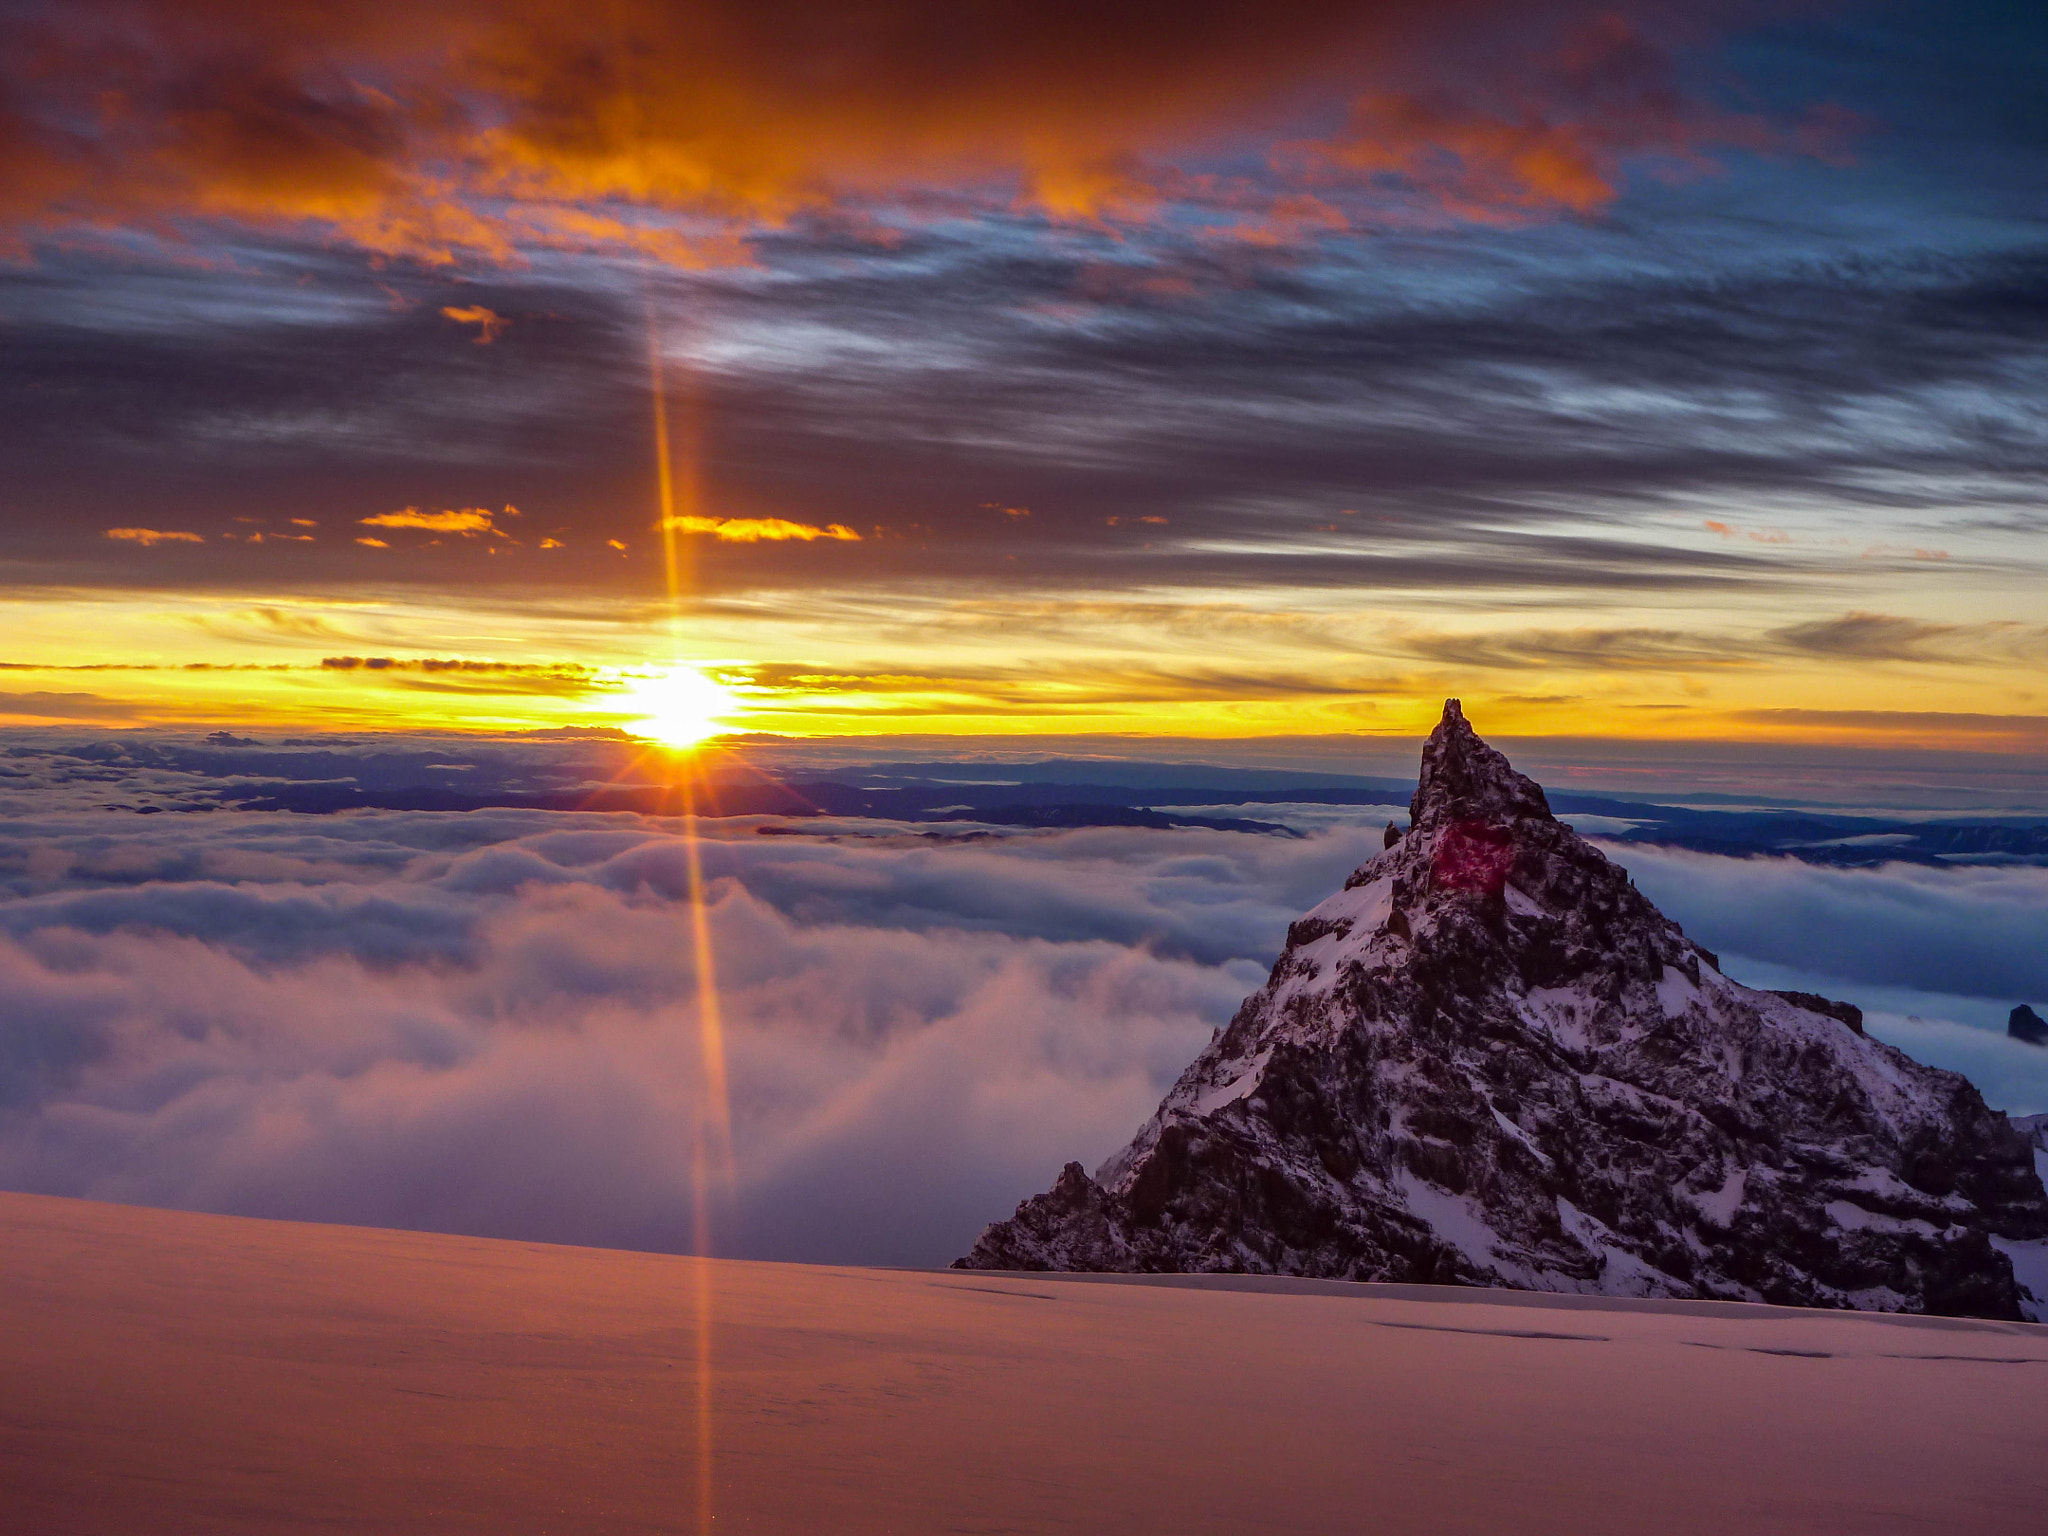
[960,704,2048,1320]
[1410,698,1552,830]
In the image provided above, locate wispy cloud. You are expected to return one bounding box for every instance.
[360,505,520,538]
[1288,16,1856,224]
[180,607,370,645]
[735,660,1393,710]
[1397,626,1753,673]
[660,515,861,543]
[318,656,601,697]
[103,528,202,546]
[440,304,507,342]
[1772,612,2048,666]
[0,691,137,721]
[318,656,595,675]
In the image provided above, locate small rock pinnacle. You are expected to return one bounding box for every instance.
[1408,698,1554,830]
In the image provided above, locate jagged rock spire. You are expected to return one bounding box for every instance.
[959,701,2048,1320]
[1409,698,1553,830]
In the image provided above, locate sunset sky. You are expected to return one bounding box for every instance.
[4,0,2048,1278]
[3,0,2044,751]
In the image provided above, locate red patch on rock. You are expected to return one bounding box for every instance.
[1431,821,1516,894]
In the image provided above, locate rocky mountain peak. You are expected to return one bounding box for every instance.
[960,705,2048,1321]
[1409,698,1553,831]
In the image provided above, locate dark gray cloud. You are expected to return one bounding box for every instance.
[1771,612,2048,665]
[0,1,2041,633]
[1392,611,2048,674]
[1774,613,1962,661]
[1398,627,1751,672]
[5,212,2047,601]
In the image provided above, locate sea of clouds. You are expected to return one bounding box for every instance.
[2,803,2044,1266]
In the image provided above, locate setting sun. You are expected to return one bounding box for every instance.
[620,665,739,748]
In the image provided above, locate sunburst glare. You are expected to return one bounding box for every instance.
[620,665,739,748]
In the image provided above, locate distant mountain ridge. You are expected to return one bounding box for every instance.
[958,701,2048,1320]
[20,733,2047,865]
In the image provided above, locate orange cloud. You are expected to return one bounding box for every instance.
[1703,519,1793,544]
[359,505,518,537]
[355,536,391,548]
[441,304,506,342]
[661,515,860,543]
[103,527,203,545]
[1291,18,1849,224]
[0,3,1845,263]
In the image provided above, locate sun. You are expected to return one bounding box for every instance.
[621,665,739,748]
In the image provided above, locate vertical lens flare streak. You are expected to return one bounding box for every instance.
[683,767,730,1536]
[649,293,730,1536]
[649,303,685,655]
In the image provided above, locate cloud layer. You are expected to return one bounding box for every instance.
[0,807,1364,1261]
[1610,842,2048,1003]
[1,798,2043,1265]
[0,2,1813,260]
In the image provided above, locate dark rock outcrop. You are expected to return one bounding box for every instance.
[1769,991,1864,1035]
[2010,1005,2048,1047]
[958,700,2048,1320]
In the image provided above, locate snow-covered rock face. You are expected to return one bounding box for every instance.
[958,700,2048,1321]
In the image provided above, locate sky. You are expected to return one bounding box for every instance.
[1,0,2044,750]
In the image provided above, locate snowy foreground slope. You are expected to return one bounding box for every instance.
[961,701,2048,1320]
[5,1192,2046,1536]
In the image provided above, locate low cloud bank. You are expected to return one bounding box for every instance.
[1604,843,2048,1005]
[0,810,1359,1263]
[0,811,2042,1263]
[1699,955,2048,1118]
[1603,843,2048,1114]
